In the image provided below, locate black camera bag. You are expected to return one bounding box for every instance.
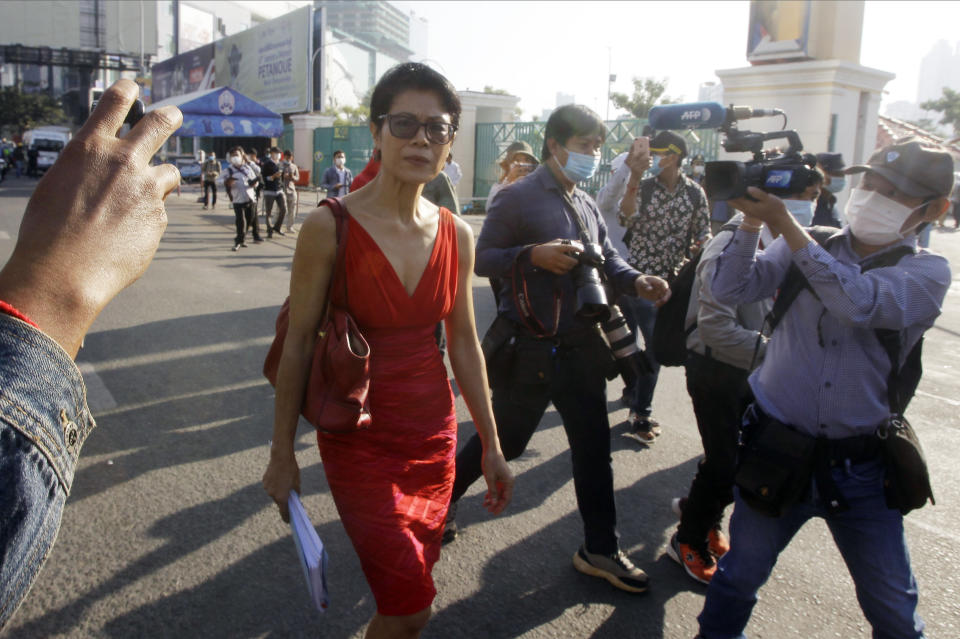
[650,220,740,367]
[734,406,817,517]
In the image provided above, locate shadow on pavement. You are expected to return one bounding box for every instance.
[427,458,703,639]
[72,306,298,503]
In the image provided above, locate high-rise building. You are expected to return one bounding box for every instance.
[318,1,413,61]
[916,39,960,106]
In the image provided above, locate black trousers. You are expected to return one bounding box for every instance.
[233,201,259,244]
[451,343,619,555]
[264,193,287,231]
[203,180,217,205]
[678,351,753,545]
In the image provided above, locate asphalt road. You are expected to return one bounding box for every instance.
[1,179,959,638]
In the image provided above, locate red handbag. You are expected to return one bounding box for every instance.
[263,198,372,432]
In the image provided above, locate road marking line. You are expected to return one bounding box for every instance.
[77,362,117,412]
[914,389,960,407]
[89,335,274,372]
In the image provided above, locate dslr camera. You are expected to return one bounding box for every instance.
[571,241,608,321]
[647,102,820,201]
[566,241,652,381]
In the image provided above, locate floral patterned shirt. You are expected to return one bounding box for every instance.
[619,175,711,280]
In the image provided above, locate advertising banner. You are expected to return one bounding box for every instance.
[215,5,311,114]
[746,0,812,63]
[151,43,216,103]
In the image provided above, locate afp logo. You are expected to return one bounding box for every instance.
[764,170,793,188]
[680,107,712,123]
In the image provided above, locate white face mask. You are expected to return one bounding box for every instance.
[844,187,923,245]
[783,199,815,226]
[229,155,243,166]
[335,157,345,167]
[271,153,280,162]
[692,164,705,176]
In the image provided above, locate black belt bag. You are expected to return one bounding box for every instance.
[734,405,816,517]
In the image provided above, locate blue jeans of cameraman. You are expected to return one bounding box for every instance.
[0,315,94,628]
[697,458,925,639]
[619,295,659,416]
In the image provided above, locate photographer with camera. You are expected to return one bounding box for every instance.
[444,104,669,593]
[616,131,711,443]
[695,138,952,639]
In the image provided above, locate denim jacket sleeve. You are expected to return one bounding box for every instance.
[0,313,95,627]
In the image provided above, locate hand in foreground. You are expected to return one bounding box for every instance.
[530,239,584,275]
[481,449,514,515]
[728,187,791,229]
[636,275,671,307]
[0,79,182,357]
[624,137,652,175]
[263,448,302,523]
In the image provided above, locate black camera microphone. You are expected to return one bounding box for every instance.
[648,102,785,131]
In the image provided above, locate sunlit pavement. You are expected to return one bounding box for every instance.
[1,180,959,638]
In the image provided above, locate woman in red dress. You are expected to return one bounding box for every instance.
[263,63,514,639]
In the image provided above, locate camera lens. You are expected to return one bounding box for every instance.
[573,265,609,321]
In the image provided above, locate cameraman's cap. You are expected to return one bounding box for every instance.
[650,131,687,156]
[845,137,954,198]
[816,152,845,175]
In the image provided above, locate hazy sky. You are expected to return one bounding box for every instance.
[393,0,960,118]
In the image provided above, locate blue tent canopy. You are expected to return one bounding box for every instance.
[147,87,283,138]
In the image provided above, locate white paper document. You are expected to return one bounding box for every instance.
[288,491,330,612]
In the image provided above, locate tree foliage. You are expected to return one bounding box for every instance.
[610,77,677,119]
[483,86,510,95]
[921,87,960,135]
[0,88,68,135]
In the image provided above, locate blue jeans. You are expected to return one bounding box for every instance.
[619,295,659,416]
[0,315,94,628]
[698,459,925,639]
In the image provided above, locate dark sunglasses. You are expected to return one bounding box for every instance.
[379,113,457,145]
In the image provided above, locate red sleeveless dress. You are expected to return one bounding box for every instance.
[317,206,458,616]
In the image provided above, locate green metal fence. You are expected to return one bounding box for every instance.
[279,123,294,155]
[474,119,720,199]
[312,125,374,188]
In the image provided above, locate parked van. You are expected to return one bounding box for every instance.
[23,127,72,172]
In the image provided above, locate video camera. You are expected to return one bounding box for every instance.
[647,102,819,201]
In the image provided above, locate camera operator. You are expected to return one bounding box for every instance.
[696,138,952,639]
[813,152,846,227]
[617,131,711,442]
[445,104,669,594]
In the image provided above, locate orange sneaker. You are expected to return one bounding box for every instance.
[666,532,716,585]
[708,526,730,558]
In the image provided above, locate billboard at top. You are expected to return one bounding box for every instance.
[152,43,216,104]
[151,5,312,113]
[746,0,812,63]
[215,5,312,114]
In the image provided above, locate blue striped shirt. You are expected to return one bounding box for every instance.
[713,226,951,438]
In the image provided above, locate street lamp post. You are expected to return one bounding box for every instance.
[308,38,359,113]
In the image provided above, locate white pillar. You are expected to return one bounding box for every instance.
[289,113,335,185]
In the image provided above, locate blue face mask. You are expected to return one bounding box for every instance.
[558,149,600,182]
[648,155,663,177]
[783,199,816,226]
[826,176,846,194]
